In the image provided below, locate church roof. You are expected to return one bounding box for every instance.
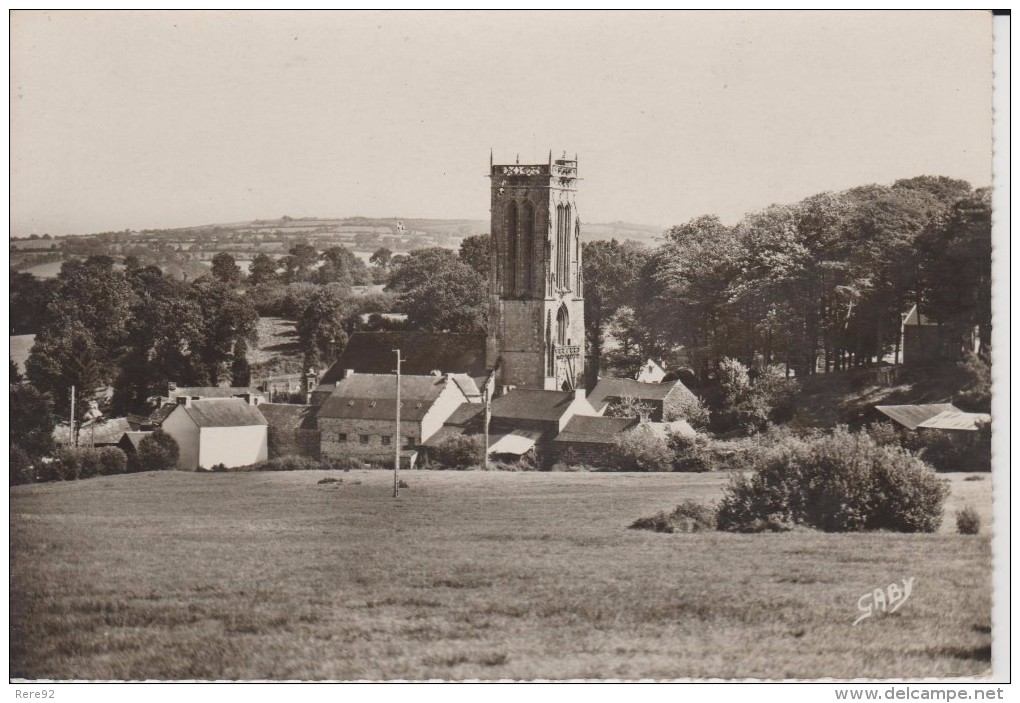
[319,332,488,385]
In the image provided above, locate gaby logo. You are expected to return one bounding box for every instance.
[853,578,914,626]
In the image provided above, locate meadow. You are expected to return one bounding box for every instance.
[10,470,992,680]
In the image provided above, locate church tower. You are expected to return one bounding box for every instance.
[486,151,585,391]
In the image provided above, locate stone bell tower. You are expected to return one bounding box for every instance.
[485,151,585,391]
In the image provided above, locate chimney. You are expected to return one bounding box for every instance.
[344,369,356,379]
[573,387,586,401]
[431,369,443,377]
[242,393,257,406]
[168,381,177,391]
[176,396,192,408]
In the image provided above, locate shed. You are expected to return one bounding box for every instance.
[874,404,961,430]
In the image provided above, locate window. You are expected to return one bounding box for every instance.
[338,432,348,442]
[404,436,415,448]
[381,435,392,446]
[359,434,370,445]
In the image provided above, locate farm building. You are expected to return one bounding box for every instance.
[635,358,667,384]
[874,403,965,431]
[900,305,982,365]
[551,415,639,466]
[258,403,321,458]
[316,372,471,466]
[53,416,135,448]
[587,377,695,422]
[160,396,269,470]
[161,384,267,406]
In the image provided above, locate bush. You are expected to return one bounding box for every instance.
[663,388,711,428]
[136,430,180,471]
[97,447,128,476]
[232,455,366,472]
[667,432,716,472]
[867,420,992,472]
[430,434,486,470]
[549,462,597,473]
[613,425,673,472]
[631,500,717,533]
[717,426,949,533]
[10,445,34,486]
[956,506,981,535]
[716,358,800,434]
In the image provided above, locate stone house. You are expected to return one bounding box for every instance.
[587,377,695,422]
[316,372,471,466]
[551,415,639,467]
[160,396,269,470]
[258,403,320,458]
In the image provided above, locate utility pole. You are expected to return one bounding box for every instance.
[393,349,402,498]
[483,375,491,471]
[69,385,76,448]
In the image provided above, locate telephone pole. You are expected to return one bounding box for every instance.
[393,349,402,498]
[483,375,491,471]
[69,385,76,448]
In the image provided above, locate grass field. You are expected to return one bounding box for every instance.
[10,471,992,680]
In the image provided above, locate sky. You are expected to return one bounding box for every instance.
[10,10,994,237]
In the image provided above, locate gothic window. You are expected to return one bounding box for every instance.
[574,217,582,295]
[546,310,553,376]
[555,204,566,288]
[506,202,518,295]
[521,201,534,296]
[557,305,569,346]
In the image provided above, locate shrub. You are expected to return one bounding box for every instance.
[631,500,717,533]
[663,388,711,428]
[231,455,366,472]
[136,430,180,471]
[667,432,716,472]
[50,447,82,481]
[613,425,673,472]
[10,445,34,486]
[549,462,596,472]
[716,358,800,434]
[956,506,981,535]
[97,447,128,476]
[430,434,486,470]
[717,426,949,533]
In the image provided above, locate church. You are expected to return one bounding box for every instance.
[309,151,651,467]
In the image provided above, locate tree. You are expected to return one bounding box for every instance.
[296,284,356,366]
[26,321,109,421]
[458,234,491,278]
[603,306,649,379]
[386,248,487,333]
[605,395,655,422]
[280,243,319,283]
[187,278,259,386]
[582,240,649,385]
[136,429,179,471]
[369,247,393,269]
[248,253,279,286]
[318,246,371,287]
[716,358,798,434]
[211,252,242,284]
[230,338,252,387]
[10,270,55,335]
[10,382,56,459]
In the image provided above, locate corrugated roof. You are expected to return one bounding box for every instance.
[489,429,542,455]
[917,411,991,431]
[317,374,448,421]
[875,403,960,430]
[587,378,689,411]
[320,332,488,384]
[489,389,582,422]
[554,415,638,444]
[257,403,319,430]
[176,398,268,428]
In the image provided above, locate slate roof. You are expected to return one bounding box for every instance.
[53,417,135,445]
[120,431,153,451]
[148,403,177,427]
[444,402,485,427]
[317,374,448,422]
[489,389,588,422]
[319,332,488,384]
[916,411,991,431]
[169,386,263,399]
[587,378,688,412]
[554,416,638,444]
[257,403,319,430]
[173,398,268,428]
[874,403,960,430]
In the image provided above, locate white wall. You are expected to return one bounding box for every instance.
[199,425,268,469]
[161,407,200,470]
[420,379,470,443]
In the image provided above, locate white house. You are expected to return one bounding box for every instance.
[635,358,667,384]
[160,396,269,470]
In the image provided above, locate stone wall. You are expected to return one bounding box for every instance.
[268,428,321,459]
[319,417,420,463]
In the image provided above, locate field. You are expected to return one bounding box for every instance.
[10,471,992,680]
